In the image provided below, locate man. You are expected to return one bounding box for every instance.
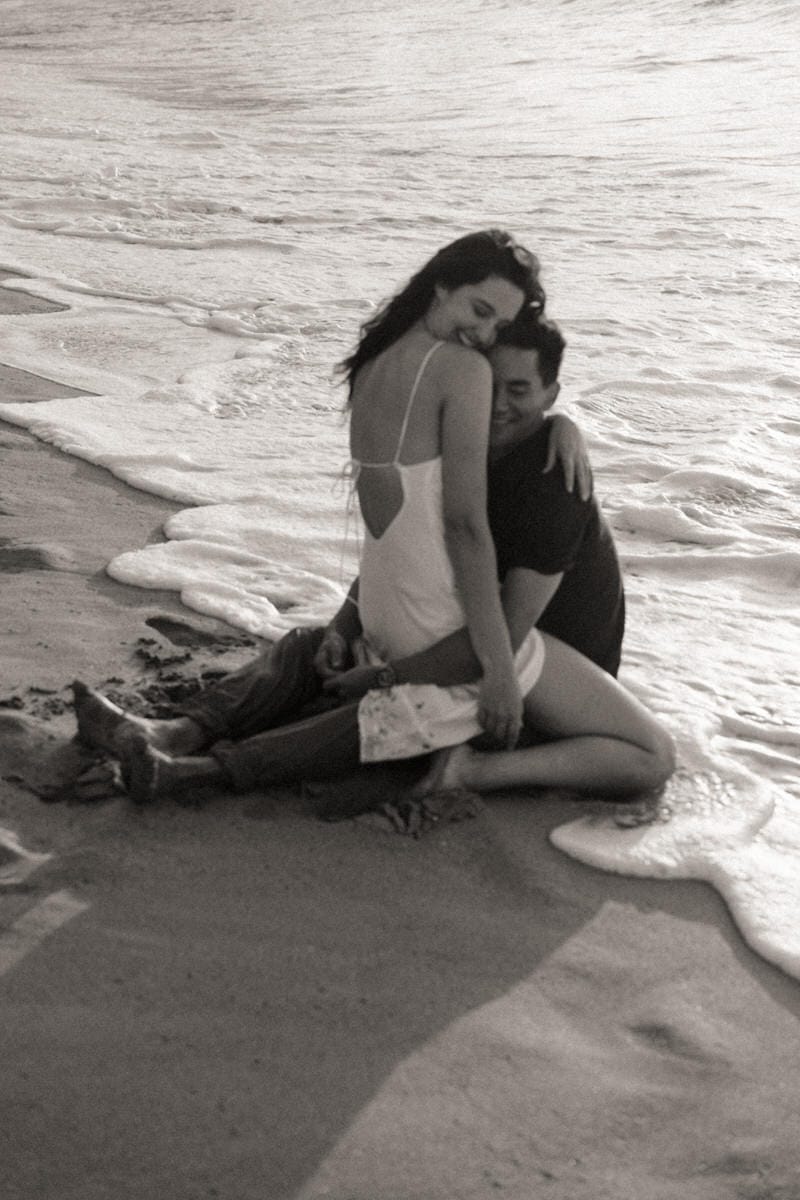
[487,312,624,677]
[74,312,628,802]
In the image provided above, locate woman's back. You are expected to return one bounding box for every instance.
[350,332,466,660]
[349,328,445,469]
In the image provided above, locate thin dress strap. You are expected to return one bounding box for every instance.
[340,340,443,580]
[352,339,444,470]
[390,339,444,465]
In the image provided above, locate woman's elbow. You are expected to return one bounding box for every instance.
[443,509,489,549]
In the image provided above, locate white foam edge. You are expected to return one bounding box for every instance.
[551,770,800,981]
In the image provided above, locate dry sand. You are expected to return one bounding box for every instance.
[1,280,799,1200]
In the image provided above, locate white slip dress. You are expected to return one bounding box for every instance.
[351,340,544,762]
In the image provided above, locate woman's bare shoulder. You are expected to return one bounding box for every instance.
[431,342,492,387]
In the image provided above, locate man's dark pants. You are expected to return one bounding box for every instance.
[178,627,362,792]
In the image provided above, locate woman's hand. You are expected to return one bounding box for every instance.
[477,670,523,749]
[544,413,592,501]
[313,629,350,680]
[322,665,379,701]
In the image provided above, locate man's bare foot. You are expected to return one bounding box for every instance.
[413,743,477,798]
[71,681,205,756]
[117,733,224,805]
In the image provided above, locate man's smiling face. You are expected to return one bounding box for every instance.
[488,344,559,459]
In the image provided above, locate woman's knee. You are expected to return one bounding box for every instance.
[644,725,677,790]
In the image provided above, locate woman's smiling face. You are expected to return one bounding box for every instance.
[427,275,524,351]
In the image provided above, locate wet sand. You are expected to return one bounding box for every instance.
[1,278,799,1200]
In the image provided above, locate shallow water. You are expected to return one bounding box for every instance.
[0,0,798,970]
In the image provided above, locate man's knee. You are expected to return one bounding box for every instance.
[268,625,325,674]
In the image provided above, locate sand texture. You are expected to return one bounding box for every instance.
[1,283,799,1200]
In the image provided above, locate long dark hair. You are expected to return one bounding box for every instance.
[338,229,546,399]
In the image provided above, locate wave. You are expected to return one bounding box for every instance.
[3,213,296,254]
[720,712,800,749]
[615,504,744,546]
[621,548,800,586]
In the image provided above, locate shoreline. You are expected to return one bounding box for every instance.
[2,282,799,1199]
[0,274,259,691]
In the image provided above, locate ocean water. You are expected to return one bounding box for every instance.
[1,0,798,972]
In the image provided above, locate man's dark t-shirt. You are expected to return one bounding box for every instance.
[487,424,625,676]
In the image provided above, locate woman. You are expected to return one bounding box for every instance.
[335,229,547,752]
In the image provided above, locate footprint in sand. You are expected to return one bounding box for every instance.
[0,710,111,804]
[144,614,254,649]
[0,543,80,573]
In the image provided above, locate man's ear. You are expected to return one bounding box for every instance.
[543,381,560,411]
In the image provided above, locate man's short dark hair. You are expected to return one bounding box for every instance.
[496,307,566,388]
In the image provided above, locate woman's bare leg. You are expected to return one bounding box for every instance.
[420,634,675,798]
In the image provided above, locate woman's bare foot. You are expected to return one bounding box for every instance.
[71,681,205,756]
[413,743,478,797]
[117,733,224,805]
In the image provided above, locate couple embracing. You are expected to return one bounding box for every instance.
[75,230,675,808]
